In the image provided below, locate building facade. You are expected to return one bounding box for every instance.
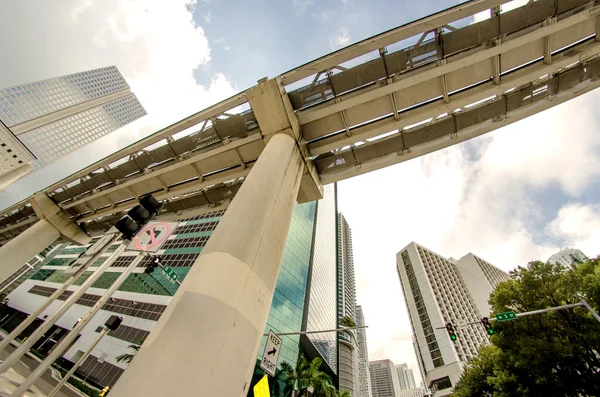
[3,187,339,395]
[355,305,372,397]
[337,213,360,396]
[0,66,146,186]
[547,248,588,266]
[369,359,401,397]
[395,363,416,390]
[396,243,508,396]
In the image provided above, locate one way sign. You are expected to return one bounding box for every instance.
[260,330,282,377]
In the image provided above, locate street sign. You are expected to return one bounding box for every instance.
[162,264,178,283]
[495,311,518,322]
[260,330,282,377]
[253,375,270,397]
[127,221,178,253]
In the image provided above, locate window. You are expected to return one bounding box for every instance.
[430,376,452,394]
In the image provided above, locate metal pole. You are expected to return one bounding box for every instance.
[581,300,600,324]
[0,243,126,375]
[263,325,368,336]
[46,328,110,397]
[0,239,122,355]
[10,254,146,397]
[437,302,599,329]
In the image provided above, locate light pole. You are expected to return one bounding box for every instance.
[46,315,123,397]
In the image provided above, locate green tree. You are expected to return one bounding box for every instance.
[296,356,334,397]
[339,316,356,328]
[115,339,144,364]
[453,258,600,397]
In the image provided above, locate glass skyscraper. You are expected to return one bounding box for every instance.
[0,66,146,181]
[1,187,340,396]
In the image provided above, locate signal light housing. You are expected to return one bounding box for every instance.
[114,216,140,241]
[113,195,162,241]
[446,322,457,341]
[139,194,163,215]
[481,317,494,335]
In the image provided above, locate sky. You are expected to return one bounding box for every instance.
[1,0,600,388]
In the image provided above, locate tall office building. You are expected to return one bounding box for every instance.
[0,66,146,187]
[369,359,401,397]
[355,305,372,397]
[547,247,588,266]
[1,188,339,396]
[337,213,360,396]
[396,242,508,397]
[395,363,416,390]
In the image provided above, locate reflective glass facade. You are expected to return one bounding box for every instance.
[0,66,146,168]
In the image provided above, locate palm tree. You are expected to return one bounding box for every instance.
[296,356,333,397]
[280,361,298,396]
[339,316,356,328]
[115,339,144,363]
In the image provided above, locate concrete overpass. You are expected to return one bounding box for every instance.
[0,0,598,395]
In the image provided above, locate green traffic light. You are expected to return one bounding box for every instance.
[487,329,494,335]
[450,334,457,341]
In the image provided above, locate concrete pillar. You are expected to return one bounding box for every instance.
[0,219,59,283]
[0,192,90,284]
[110,133,305,397]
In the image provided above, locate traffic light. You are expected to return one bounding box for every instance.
[481,317,494,335]
[144,256,162,274]
[114,194,163,240]
[446,322,457,341]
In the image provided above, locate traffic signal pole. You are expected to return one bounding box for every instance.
[0,240,125,375]
[10,253,146,397]
[438,301,600,330]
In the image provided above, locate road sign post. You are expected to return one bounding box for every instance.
[495,311,518,322]
[260,330,282,377]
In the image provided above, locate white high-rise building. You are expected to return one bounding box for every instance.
[547,248,588,266]
[396,242,508,397]
[355,305,372,397]
[395,363,416,390]
[337,213,360,396]
[369,359,401,397]
[454,253,510,317]
[0,66,146,187]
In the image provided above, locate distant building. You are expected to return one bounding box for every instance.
[337,213,360,396]
[396,363,417,390]
[547,248,588,266]
[0,66,146,188]
[355,305,372,397]
[396,243,508,397]
[369,359,400,397]
[397,389,425,397]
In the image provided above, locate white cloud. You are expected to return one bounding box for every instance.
[338,89,600,382]
[203,10,212,23]
[329,27,351,49]
[0,0,237,204]
[548,203,600,258]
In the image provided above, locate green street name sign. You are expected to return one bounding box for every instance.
[495,311,517,322]
[162,264,178,282]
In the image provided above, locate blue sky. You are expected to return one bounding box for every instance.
[1,0,600,385]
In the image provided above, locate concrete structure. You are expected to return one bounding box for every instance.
[0,0,599,394]
[3,189,339,395]
[455,253,510,317]
[396,243,508,396]
[397,389,425,397]
[396,363,417,390]
[369,359,400,397]
[355,305,372,397]
[0,66,145,180]
[547,247,589,266]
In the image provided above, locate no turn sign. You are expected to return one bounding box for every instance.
[127,221,179,252]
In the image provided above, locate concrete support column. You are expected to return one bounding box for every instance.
[0,219,59,283]
[0,192,90,284]
[110,133,305,397]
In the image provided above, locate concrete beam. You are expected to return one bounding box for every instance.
[31,192,90,245]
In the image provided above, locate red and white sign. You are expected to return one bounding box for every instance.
[127,221,179,252]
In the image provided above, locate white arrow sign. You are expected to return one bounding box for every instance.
[260,330,282,377]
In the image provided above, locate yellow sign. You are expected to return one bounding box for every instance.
[253,375,270,397]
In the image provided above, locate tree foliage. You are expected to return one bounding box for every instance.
[453,258,600,397]
[115,338,144,364]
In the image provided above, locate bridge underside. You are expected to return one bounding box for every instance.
[0,0,598,244]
